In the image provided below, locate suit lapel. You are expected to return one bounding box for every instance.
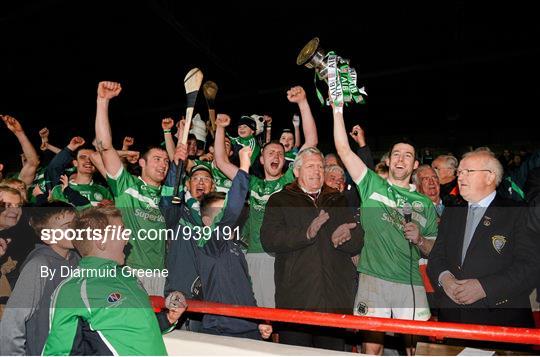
[462,195,500,266]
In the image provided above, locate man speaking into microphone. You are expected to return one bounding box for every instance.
[331,101,439,356]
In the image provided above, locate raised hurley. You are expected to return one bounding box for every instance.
[173,67,204,204]
[202,80,218,138]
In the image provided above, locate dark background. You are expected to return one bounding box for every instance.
[1,1,539,172]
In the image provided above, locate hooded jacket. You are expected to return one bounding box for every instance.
[0,244,80,356]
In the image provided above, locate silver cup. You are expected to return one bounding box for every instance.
[296,37,331,80]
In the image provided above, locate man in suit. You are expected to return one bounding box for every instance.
[428,149,539,328]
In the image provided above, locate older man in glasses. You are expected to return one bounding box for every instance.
[428,148,540,329]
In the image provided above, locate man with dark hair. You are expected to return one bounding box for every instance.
[215,115,299,309]
[48,137,113,209]
[94,81,169,295]
[332,105,438,355]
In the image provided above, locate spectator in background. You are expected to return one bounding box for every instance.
[432,154,465,206]
[414,165,444,217]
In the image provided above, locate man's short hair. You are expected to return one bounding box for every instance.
[200,192,226,219]
[141,146,168,161]
[29,201,76,237]
[434,154,458,170]
[324,164,345,178]
[388,138,418,160]
[71,206,123,256]
[462,149,504,186]
[262,140,285,152]
[0,178,26,192]
[374,162,389,175]
[294,147,324,170]
[74,147,95,158]
[412,164,434,186]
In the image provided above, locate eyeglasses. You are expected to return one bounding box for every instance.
[190,176,213,183]
[456,169,492,177]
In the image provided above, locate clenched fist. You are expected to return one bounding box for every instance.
[97,81,122,100]
[287,86,307,104]
[162,118,174,130]
[1,115,24,133]
[216,114,231,128]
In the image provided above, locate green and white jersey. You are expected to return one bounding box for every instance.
[107,167,166,270]
[356,170,438,286]
[244,166,295,253]
[43,256,171,356]
[50,180,113,209]
[228,134,261,164]
[284,148,298,170]
[211,161,232,193]
[27,167,47,204]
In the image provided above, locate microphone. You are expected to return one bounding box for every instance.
[403,202,413,247]
[403,202,412,224]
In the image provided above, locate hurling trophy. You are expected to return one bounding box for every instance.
[296,37,367,108]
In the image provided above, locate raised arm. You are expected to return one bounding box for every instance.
[332,106,367,183]
[263,115,272,144]
[286,86,318,149]
[214,114,239,180]
[2,115,40,186]
[94,81,123,176]
[39,128,61,154]
[161,118,176,160]
[292,114,301,148]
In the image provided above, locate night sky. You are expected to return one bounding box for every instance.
[1,1,539,171]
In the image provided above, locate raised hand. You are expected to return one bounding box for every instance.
[216,114,231,128]
[60,174,69,191]
[67,136,86,151]
[263,115,272,125]
[122,136,135,148]
[39,127,50,151]
[286,86,307,104]
[292,114,300,127]
[349,125,366,146]
[1,115,24,133]
[97,81,122,100]
[173,143,188,163]
[239,146,253,171]
[124,151,140,164]
[162,118,174,131]
[307,210,330,239]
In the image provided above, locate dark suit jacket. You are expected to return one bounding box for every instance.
[427,194,539,327]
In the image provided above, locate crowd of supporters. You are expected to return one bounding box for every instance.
[1,81,540,355]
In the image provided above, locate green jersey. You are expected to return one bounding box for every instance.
[211,161,232,193]
[356,170,438,285]
[228,134,261,164]
[50,180,113,209]
[107,167,166,270]
[43,256,172,356]
[244,166,295,253]
[284,148,298,171]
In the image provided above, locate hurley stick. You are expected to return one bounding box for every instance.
[172,67,204,204]
[202,81,218,138]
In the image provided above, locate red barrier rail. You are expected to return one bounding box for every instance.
[150,296,540,345]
